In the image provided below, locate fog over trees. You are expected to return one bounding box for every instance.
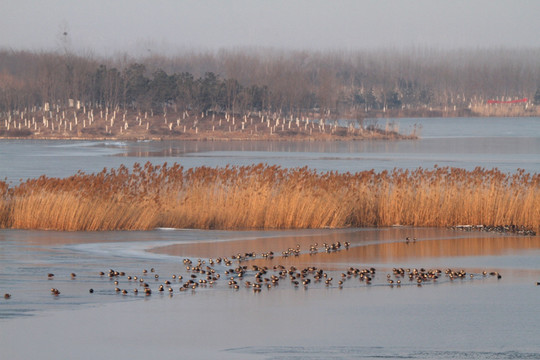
[1,47,539,116]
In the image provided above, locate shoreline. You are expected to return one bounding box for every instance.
[0,127,415,142]
[3,105,538,142]
[3,111,538,142]
[0,131,415,142]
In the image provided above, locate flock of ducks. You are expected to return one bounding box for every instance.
[2,237,532,301]
[451,224,536,236]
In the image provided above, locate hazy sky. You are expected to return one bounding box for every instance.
[1,0,539,55]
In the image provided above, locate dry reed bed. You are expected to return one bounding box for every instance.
[0,163,538,232]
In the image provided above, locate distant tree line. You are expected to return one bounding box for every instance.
[1,47,539,115]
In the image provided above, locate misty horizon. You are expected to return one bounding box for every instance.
[1,1,539,56]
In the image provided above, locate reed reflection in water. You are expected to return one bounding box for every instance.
[152,227,540,275]
[2,226,540,359]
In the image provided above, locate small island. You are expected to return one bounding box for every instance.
[0,102,419,141]
[1,48,539,141]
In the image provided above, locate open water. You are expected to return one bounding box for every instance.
[0,117,539,184]
[0,117,539,359]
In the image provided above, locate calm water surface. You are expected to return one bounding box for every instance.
[1,117,539,359]
[1,228,539,359]
[0,117,538,184]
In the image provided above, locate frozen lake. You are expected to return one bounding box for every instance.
[1,116,539,359]
[1,228,539,359]
[0,117,539,184]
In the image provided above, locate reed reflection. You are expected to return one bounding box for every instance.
[119,140,395,158]
[152,228,540,269]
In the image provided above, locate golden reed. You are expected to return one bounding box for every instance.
[0,163,538,232]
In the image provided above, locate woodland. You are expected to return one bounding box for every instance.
[1,47,539,117]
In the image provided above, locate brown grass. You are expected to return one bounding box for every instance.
[470,103,540,117]
[0,163,538,232]
[0,105,417,141]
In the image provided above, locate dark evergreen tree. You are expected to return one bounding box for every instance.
[534,89,540,105]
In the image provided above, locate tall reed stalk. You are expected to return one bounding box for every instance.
[0,163,538,232]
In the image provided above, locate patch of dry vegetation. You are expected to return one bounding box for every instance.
[470,103,540,117]
[0,105,416,141]
[0,163,538,232]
